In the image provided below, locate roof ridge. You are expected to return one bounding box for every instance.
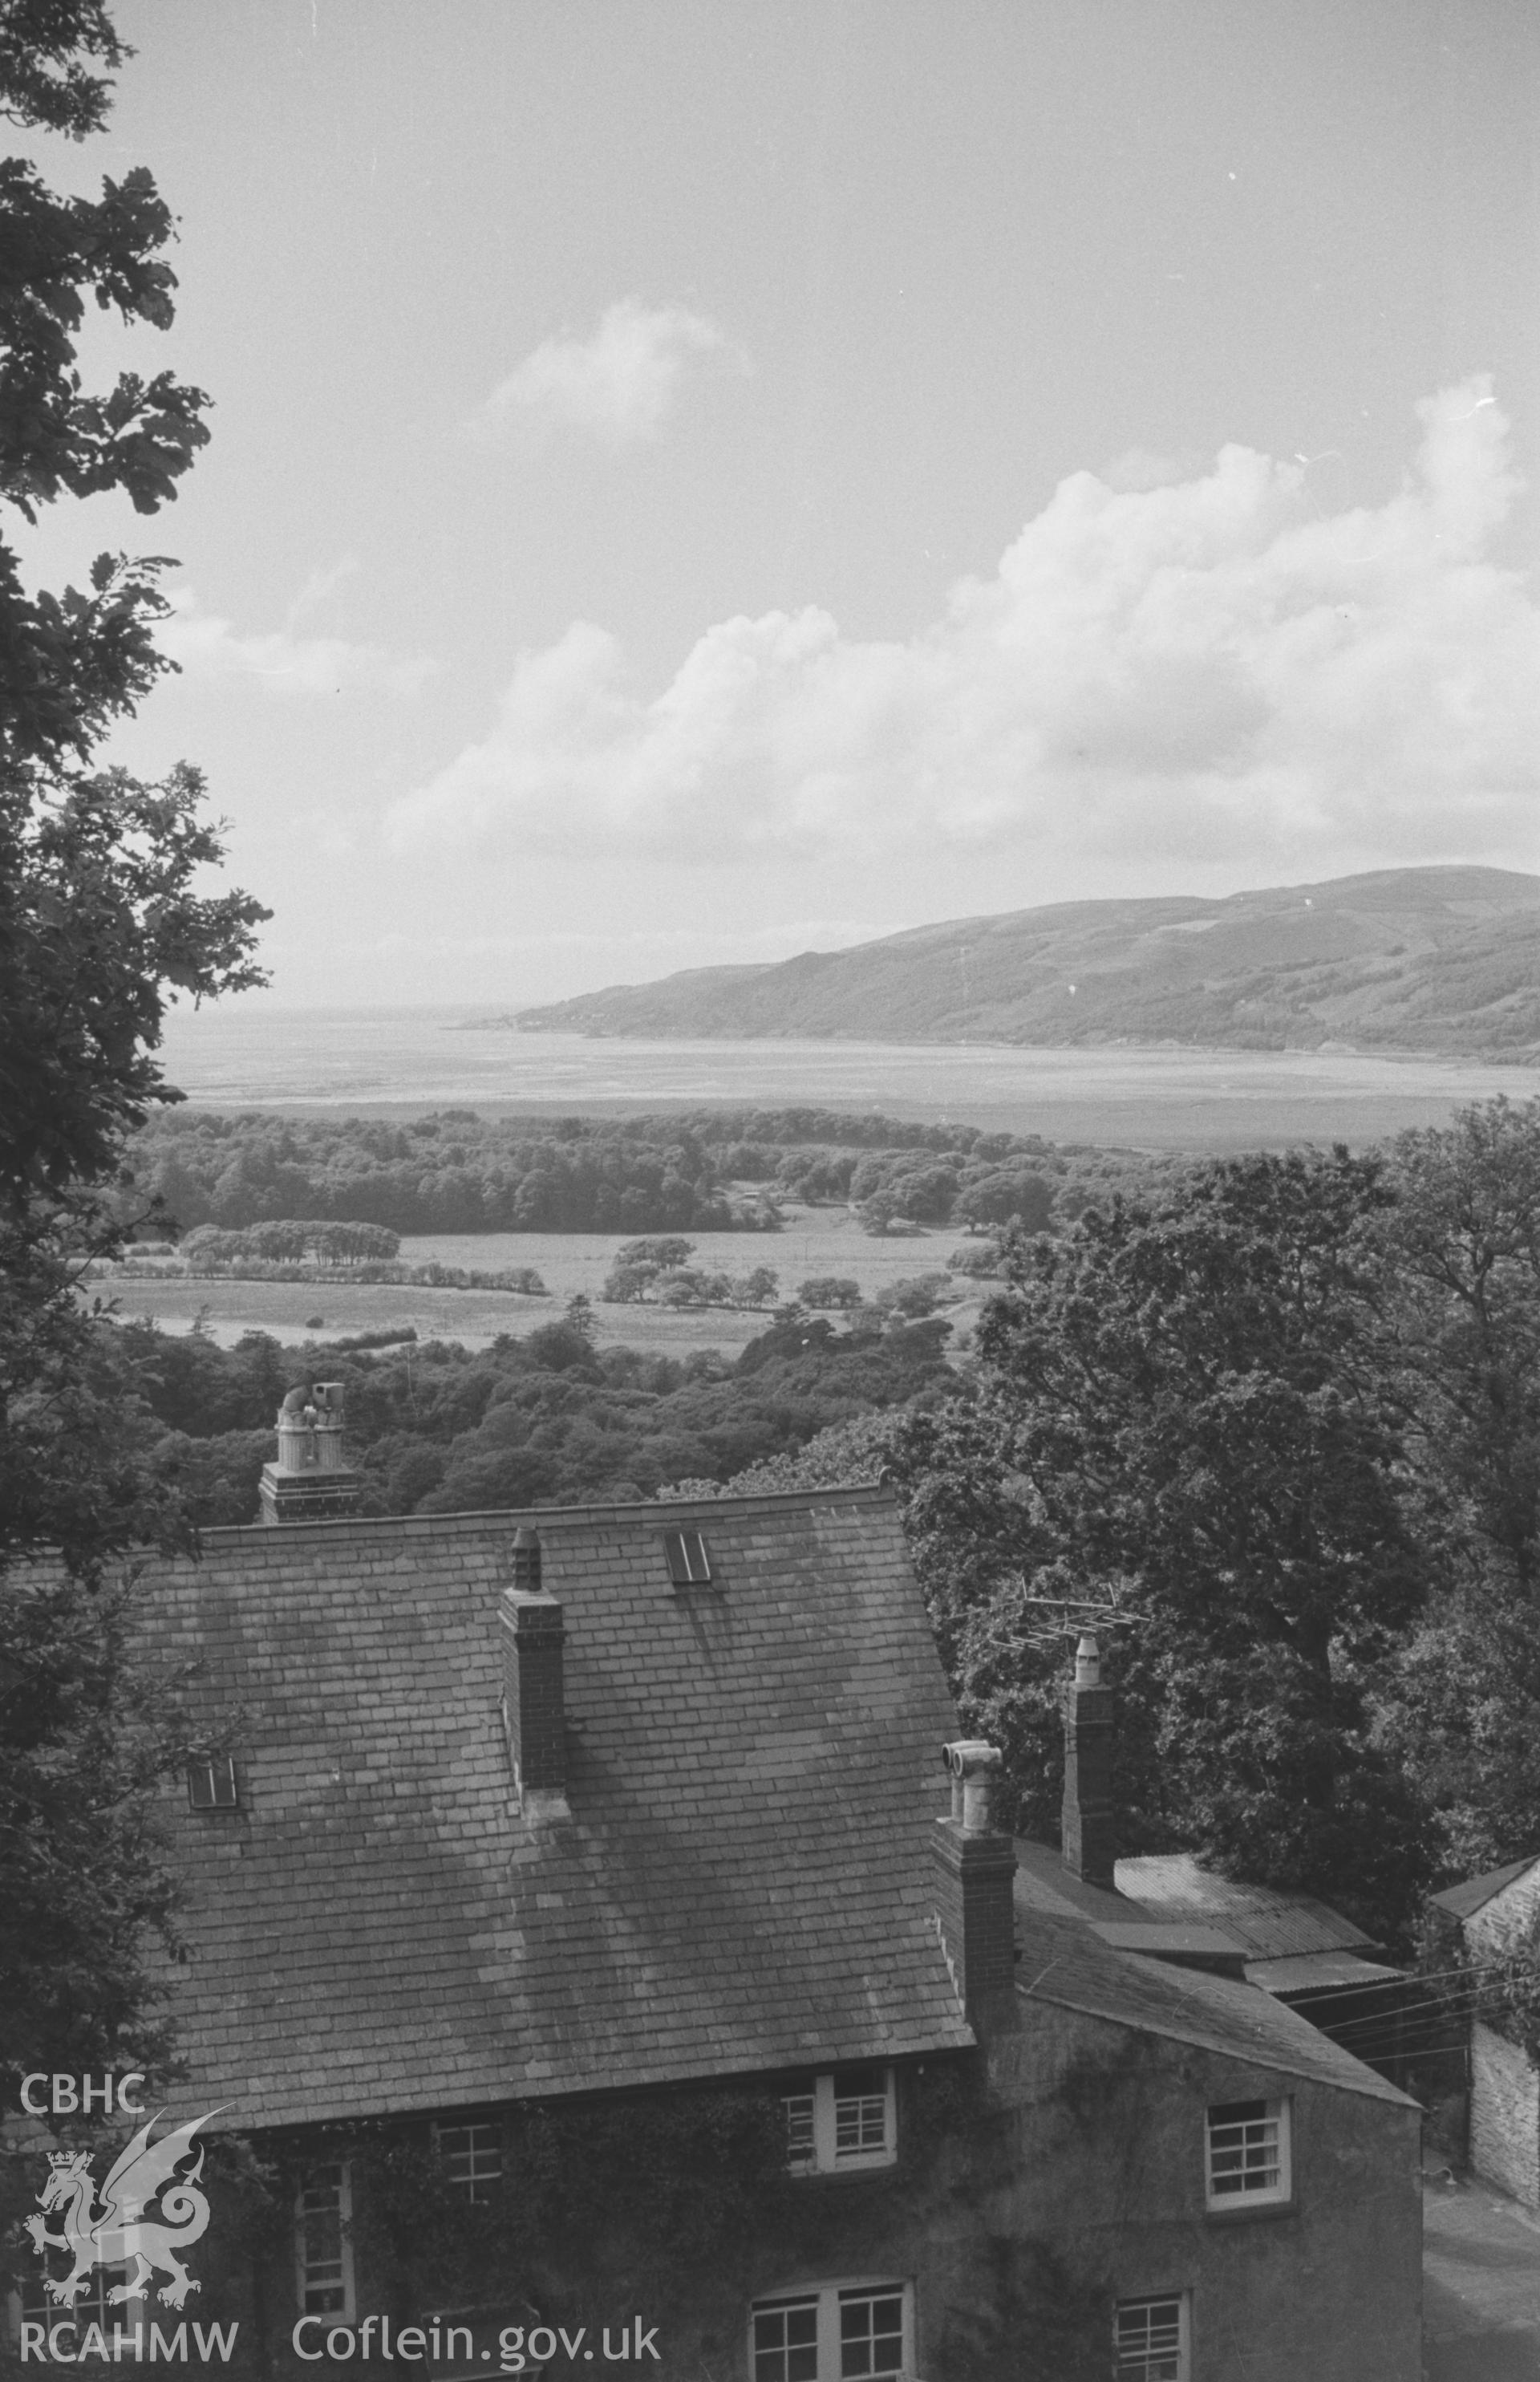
[195,1480,898,1544]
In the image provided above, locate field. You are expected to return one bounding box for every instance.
[103,1207,991,1356]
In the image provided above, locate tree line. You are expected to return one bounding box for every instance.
[120,1103,1157,1239]
[128,1110,752,1235]
[105,1219,548,1295]
[184,1219,400,1264]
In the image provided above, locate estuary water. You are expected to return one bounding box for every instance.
[153,1005,1540,1150]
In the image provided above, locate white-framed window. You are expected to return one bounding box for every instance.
[780,2069,895,2173]
[187,1754,239,1809]
[750,2280,911,2380]
[438,2121,502,2201]
[1206,2096,1291,2208]
[1115,2293,1189,2381]
[784,2088,817,2166]
[295,2161,355,2319]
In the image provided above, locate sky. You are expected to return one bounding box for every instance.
[15,0,1540,1008]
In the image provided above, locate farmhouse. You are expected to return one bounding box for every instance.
[19,1418,1424,2380]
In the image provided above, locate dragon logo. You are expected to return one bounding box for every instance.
[24,2108,224,2311]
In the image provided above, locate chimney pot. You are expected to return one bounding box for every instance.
[259,1381,362,1522]
[943,1739,1003,1832]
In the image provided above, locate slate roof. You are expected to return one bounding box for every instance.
[1013,1835,1141,1925]
[132,1487,973,2133]
[1088,1922,1247,1976]
[1430,1854,1540,1922]
[1015,1905,1412,2104]
[1116,1852,1384,1960]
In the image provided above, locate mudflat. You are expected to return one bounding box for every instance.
[156,1010,1540,1152]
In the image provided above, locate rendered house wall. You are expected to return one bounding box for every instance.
[975,2003,1424,2382]
[214,2015,1420,2382]
[204,2064,1024,2382]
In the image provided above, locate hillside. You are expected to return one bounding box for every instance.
[511,866,1540,1057]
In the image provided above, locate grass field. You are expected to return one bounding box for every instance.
[102,1206,990,1356]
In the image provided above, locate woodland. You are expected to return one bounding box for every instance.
[120,1101,1080,1237]
[119,1298,956,1527]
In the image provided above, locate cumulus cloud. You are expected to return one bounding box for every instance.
[471,298,738,448]
[159,587,437,696]
[392,379,1540,874]
[1098,445,1209,493]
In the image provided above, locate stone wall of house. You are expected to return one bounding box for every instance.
[1469,2019,1540,2208]
[1465,1863,1540,1961]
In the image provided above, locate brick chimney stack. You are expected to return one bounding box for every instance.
[1061,1632,1116,1888]
[499,1528,569,1824]
[258,1381,363,1524]
[932,1739,1019,2039]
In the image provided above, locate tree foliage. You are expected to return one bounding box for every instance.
[954,1167,1056,1233]
[0,0,125,142]
[182,1218,403,1267]
[2,767,268,1201]
[121,1305,955,1528]
[0,1549,195,2084]
[888,1097,1540,1943]
[0,0,266,1203]
[894,1150,1431,1938]
[1376,1098,1540,1873]
[0,0,265,2087]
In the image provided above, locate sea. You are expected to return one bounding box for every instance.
[152,1006,1540,1152]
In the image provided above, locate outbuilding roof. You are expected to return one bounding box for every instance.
[133,1487,973,2132]
[1015,1905,1413,2104]
[1116,1852,1384,1961]
[1244,1952,1408,1995]
[1013,1838,1246,1975]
